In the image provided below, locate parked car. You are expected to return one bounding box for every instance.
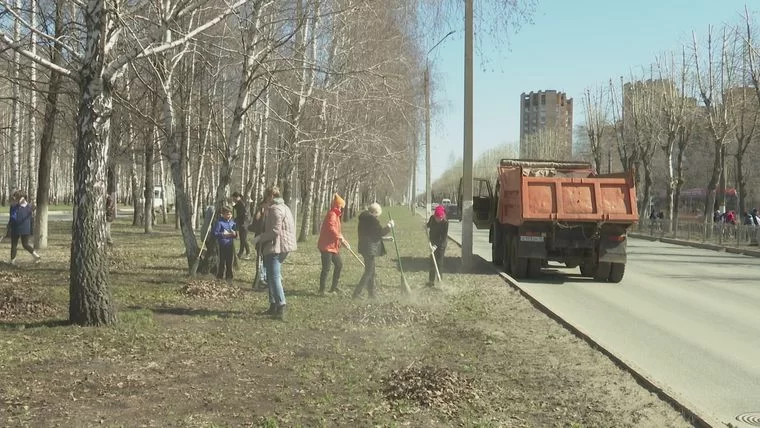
[439,198,460,220]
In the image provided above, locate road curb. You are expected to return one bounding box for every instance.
[629,232,760,258]
[448,232,722,428]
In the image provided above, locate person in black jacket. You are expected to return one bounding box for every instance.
[8,190,41,265]
[353,203,393,299]
[426,205,448,286]
[232,192,251,260]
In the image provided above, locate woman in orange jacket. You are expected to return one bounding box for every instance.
[317,194,348,294]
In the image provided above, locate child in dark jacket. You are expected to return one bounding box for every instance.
[214,206,238,283]
[426,205,449,286]
[8,190,41,265]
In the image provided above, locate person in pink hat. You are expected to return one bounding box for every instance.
[426,205,449,287]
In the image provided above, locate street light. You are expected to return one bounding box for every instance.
[425,30,456,220]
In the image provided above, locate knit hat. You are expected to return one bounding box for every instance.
[434,205,446,219]
[368,202,382,217]
[333,193,345,209]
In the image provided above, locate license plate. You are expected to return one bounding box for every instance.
[520,235,544,242]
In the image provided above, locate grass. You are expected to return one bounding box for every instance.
[0,208,692,427]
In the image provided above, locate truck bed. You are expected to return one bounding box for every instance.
[498,160,639,225]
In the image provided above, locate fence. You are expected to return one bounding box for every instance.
[635,219,760,247]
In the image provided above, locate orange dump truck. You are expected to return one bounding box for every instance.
[467,159,639,282]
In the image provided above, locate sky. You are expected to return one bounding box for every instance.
[422,0,760,190]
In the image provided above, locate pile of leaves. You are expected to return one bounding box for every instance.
[344,301,429,326]
[0,283,58,321]
[107,247,134,270]
[382,364,477,416]
[179,279,243,300]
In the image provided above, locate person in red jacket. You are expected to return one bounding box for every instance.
[317,194,348,294]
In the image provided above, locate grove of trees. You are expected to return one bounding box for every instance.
[0,0,539,326]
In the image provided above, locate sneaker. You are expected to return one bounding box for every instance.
[33,252,41,264]
[275,304,286,321]
[9,258,15,266]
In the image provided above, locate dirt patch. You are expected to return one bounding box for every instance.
[178,279,244,300]
[383,364,478,416]
[343,301,430,326]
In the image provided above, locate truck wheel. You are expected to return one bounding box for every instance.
[594,262,612,282]
[502,232,512,273]
[608,263,625,283]
[527,258,542,278]
[492,232,503,266]
[510,235,528,279]
[580,263,595,277]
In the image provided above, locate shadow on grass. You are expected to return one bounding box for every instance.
[0,319,71,330]
[398,256,492,275]
[128,305,246,319]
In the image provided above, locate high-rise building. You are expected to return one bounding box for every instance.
[519,90,573,159]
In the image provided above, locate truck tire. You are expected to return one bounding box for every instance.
[492,229,504,266]
[527,258,542,278]
[594,262,612,282]
[510,235,528,279]
[502,231,512,273]
[580,263,596,277]
[608,263,625,283]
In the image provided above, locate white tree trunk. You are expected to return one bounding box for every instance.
[10,0,21,191]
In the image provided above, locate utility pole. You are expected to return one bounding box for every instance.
[425,30,455,220]
[461,0,474,270]
[425,66,431,219]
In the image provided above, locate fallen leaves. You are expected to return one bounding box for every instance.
[179,280,243,300]
[0,283,58,321]
[382,364,478,416]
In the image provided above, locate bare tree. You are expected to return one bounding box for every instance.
[582,86,608,173]
[655,49,693,232]
[693,26,735,227]
[520,126,571,160]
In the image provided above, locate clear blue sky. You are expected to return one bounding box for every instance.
[422,0,759,190]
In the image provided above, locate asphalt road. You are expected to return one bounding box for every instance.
[448,220,760,428]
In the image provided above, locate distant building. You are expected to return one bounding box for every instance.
[519,90,573,159]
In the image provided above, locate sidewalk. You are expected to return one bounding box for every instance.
[629,231,760,258]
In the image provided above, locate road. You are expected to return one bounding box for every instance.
[448,220,760,428]
[0,208,134,223]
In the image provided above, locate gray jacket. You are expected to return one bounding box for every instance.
[258,198,297,255]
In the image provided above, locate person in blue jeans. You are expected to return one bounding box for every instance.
[250,199,268,289]
[213,206,237,284]
[252,185,297,320]
[8,190,41,265]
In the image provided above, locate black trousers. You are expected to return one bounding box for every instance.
[319,251,343,292]
[11,234,34,260]
[217,244,234,280]
[353,255,376,297]
[237,228,250,256]
[429,245,445,282]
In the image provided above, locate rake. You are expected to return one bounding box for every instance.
[388,212,411,295]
